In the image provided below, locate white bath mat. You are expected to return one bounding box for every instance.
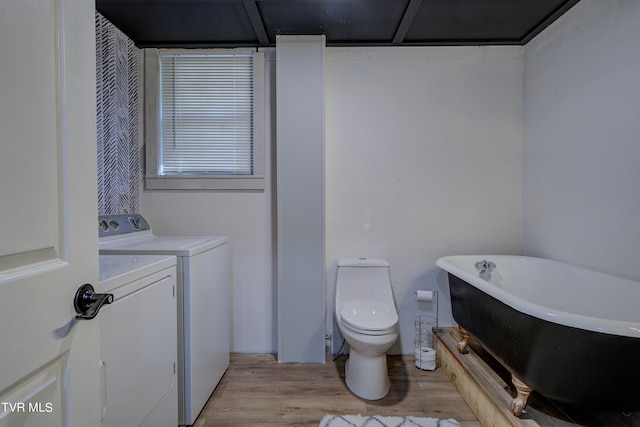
[319,414,461,427]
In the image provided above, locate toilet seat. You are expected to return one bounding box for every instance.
[340,301,398,336]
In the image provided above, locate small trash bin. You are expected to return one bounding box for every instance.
[414,315,437,370]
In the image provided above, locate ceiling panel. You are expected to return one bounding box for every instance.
[95,0,582,48]
[97,0,259,46]
[404,0,576,44]
[257,0,410,44]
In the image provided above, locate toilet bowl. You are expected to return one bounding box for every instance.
[335,257,399,400]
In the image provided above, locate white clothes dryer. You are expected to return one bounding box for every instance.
[98,214,230,426]
[98,254,178,427]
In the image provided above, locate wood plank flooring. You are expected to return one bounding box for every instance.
[193,353,482,427]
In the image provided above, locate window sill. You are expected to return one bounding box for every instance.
[145,175,265,191]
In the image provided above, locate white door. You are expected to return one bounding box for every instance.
[0,0,101,426]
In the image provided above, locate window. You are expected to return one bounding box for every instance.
[145,48,265,190]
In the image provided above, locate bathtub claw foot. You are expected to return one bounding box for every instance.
[457,326,470,353]
[511,375,532,417]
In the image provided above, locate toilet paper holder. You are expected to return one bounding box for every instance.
[414,289,438,324]
[414,290,439,370]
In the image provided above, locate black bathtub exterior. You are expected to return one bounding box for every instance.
[448,273,640,411]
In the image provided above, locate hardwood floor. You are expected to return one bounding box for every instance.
[193,353,482,427]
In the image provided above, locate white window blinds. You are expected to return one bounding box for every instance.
[159,51,254,175]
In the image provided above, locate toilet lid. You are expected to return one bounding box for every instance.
[340,301,398,334]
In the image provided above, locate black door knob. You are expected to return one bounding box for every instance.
[74,284,113,320]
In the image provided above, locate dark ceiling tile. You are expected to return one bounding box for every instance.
[97,0,258,46]
[257,0,410,43]
[404,0,575,44]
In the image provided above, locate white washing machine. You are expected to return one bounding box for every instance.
[98,214,230,426]
[98,254,178,427]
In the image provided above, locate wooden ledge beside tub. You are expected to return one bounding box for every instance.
[437,327,541,427]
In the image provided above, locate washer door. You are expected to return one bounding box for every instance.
[100,275,177,427]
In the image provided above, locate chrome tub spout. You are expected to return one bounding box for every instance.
[475,260,496,280]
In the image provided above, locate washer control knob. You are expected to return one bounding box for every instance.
[129,216,141,230]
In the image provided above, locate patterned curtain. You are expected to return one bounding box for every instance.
[96,12,141,214]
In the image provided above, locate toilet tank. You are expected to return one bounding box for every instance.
[335,258,394,309]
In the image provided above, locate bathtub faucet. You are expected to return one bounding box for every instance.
[475,260,496,281]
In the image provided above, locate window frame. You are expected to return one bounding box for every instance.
[144,48,265,190]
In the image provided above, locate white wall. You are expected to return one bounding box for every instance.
[325,46,524,354]
[523,0,640,281]
[142,49,278,354]
[143,45,524,355]
[128,1,640,356]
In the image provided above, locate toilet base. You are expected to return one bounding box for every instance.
[345,351,390,400]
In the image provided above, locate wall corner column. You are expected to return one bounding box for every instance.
[276,35,326,363]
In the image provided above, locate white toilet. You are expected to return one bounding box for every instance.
[335,257,399,400]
